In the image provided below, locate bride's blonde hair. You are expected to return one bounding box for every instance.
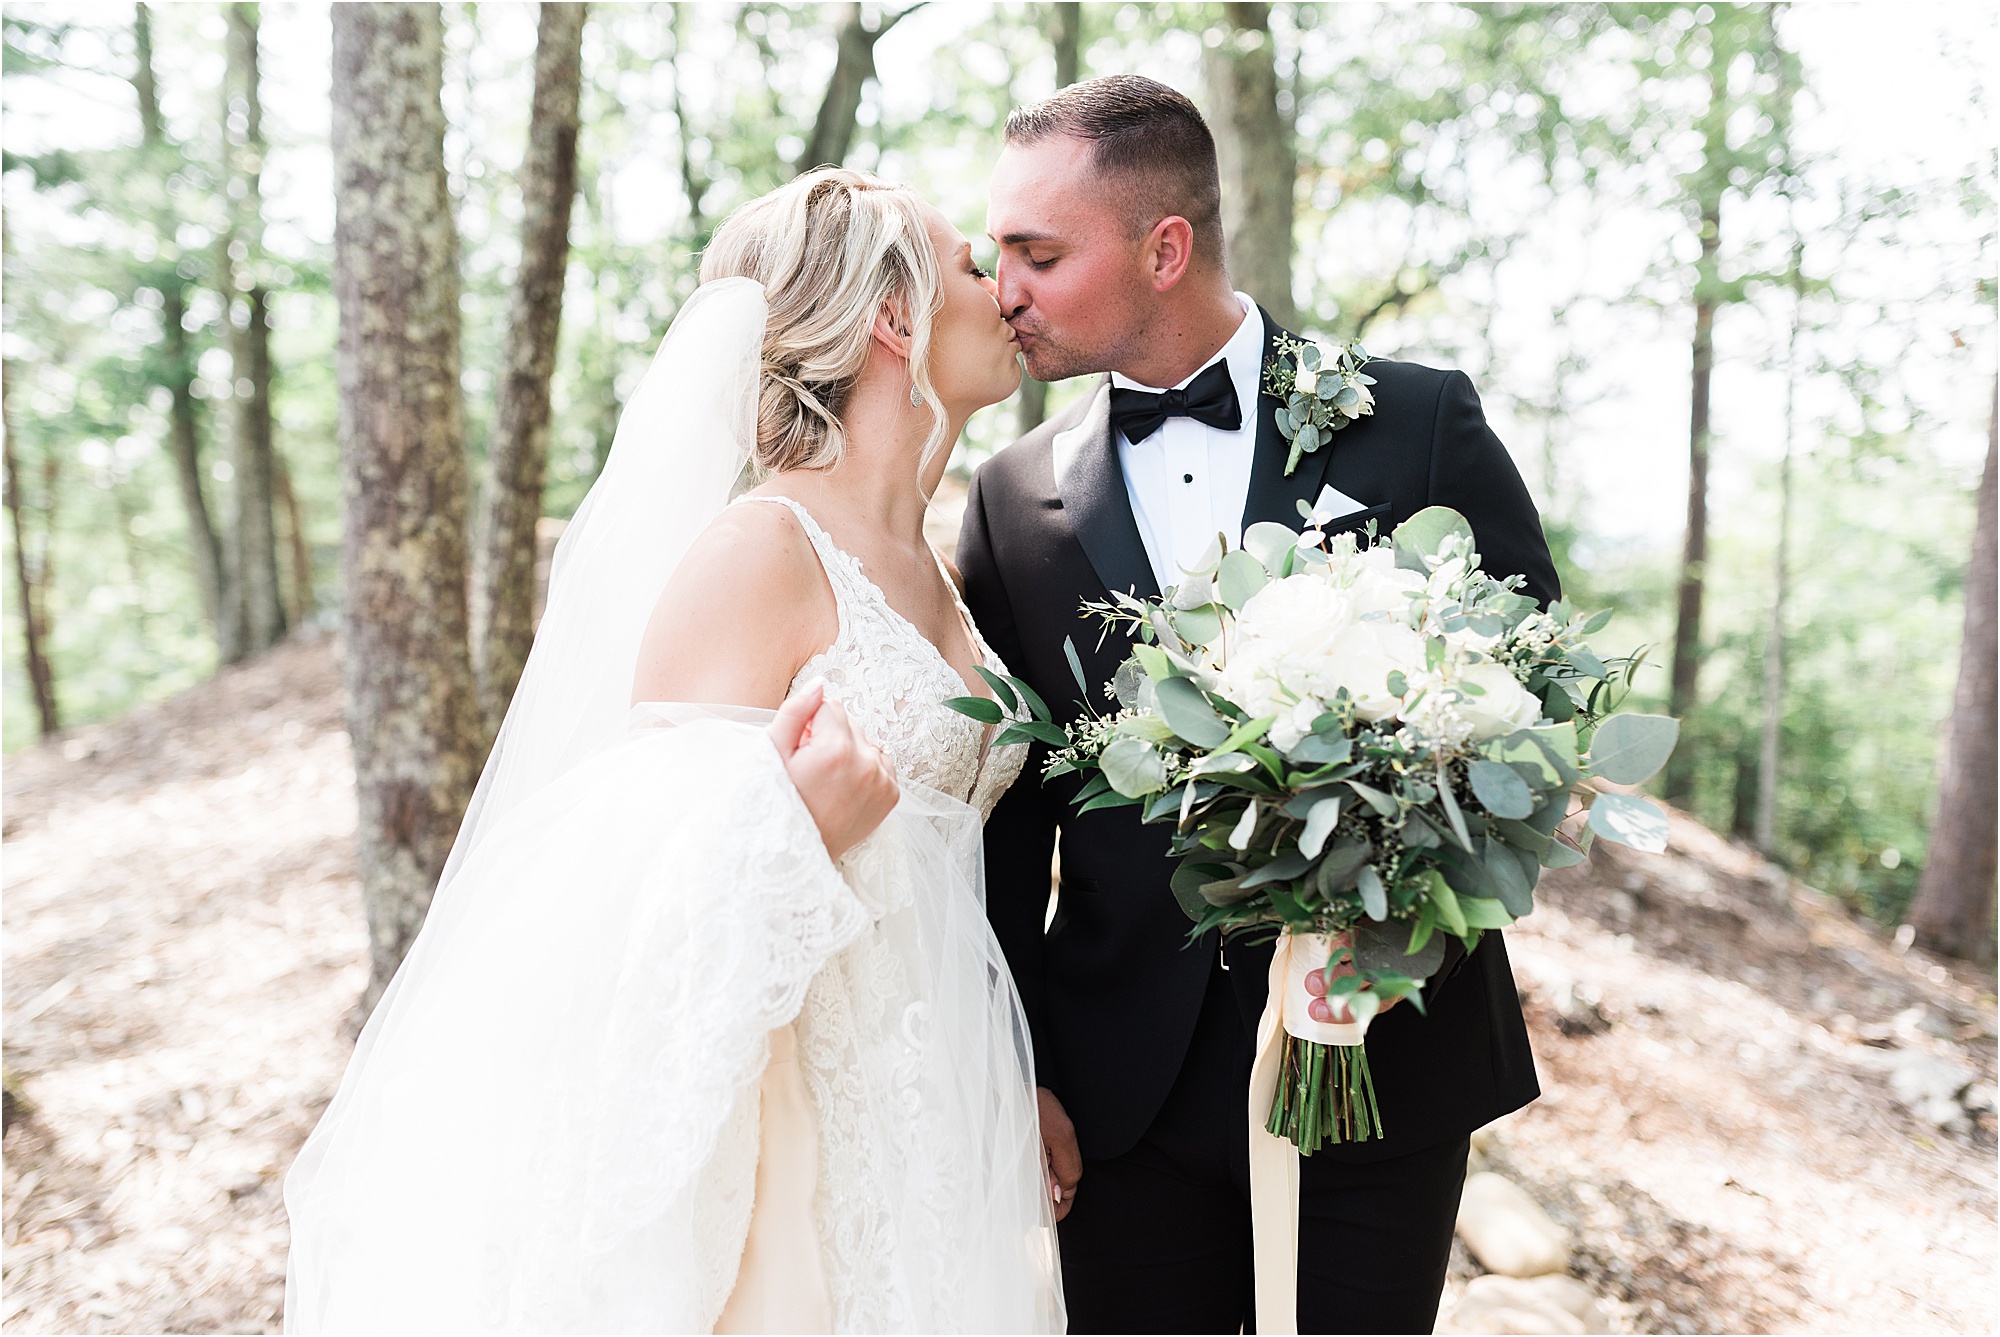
[700,168,947,477]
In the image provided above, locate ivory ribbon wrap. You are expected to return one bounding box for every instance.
[1247,932,1368,1335]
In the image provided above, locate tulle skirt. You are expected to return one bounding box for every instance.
[284,706,1063,1333]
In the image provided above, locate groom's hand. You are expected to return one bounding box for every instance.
[1038,1086,1082,1222]
[769,681,898,860]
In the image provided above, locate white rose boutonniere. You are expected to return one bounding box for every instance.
[1262,333,1376,475]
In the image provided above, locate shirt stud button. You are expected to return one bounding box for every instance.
[1183,473,1194,484]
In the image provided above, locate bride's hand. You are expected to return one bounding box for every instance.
[769,681,899,860]
[1303,932,1404,1024]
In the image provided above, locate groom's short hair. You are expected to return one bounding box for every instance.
[1004,75,1224,265]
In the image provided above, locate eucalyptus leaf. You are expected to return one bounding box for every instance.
[1587,793,1670,853]
[1217,550,1269,609]
[1457,896,1516,930]
[1286,733,1352,766]
[1345,779,1400,818]
[1467,758,1536,819]
[1240,850,1313,891]
[1243,522,1300,572]
[1480,837,1535,916]
[1586,713,1681,786]
[1391,506,1474,566]
[1171,603,1224,647]
[1101,737,1169,798]
[1566,645,1610,680]
[1154,675,1231,747]
[1356,864,1389,921]
[1540,835,1588,869]
[1353,917,1445,976]
[1110,658,1146,709]
[1426,872,1469,938]
[1299,797,1343,859]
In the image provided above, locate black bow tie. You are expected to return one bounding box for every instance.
[1109,360,1242,444]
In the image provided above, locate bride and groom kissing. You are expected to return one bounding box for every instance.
[285,74,1557,1334]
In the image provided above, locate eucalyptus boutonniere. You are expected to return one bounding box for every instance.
[1262,334,1376,475]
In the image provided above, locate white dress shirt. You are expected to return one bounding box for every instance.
[1114,292,1266,594]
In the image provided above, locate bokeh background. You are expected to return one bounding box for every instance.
[3,3,1994,1333]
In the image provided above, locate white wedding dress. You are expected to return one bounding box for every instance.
[283,280,1064,1333]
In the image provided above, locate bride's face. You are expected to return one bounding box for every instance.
[919,205,1022,415]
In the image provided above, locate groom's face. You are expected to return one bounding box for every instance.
[987,136,1153,382]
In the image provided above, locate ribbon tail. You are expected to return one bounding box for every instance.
[1248,938,1300,1335]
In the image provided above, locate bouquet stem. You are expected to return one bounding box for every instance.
[1264,1035,1381,1152]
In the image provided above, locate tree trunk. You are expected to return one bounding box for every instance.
[1755,238,1804,856]
[1012,3,1081,440]
[1665,49,1731,802]
[224,3,286,654]
[1049,1,1080,88]
[795,4,918,175]
[274,456,314,627]
[1906,385,1998,964]
[1665,197,1720,801]
[669,4,710,250]
[135,4,235,656]
[471,2,585,743]
[332,2,483,1013]
[1204,2,1296,329]
[2,360,58,738]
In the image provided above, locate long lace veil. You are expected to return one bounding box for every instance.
[439,276,767,899]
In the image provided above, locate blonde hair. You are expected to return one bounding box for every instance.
[700,169,947,477]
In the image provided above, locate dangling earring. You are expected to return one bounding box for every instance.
[909,381,924,408]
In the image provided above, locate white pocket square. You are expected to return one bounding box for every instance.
[1310,484,1375,523]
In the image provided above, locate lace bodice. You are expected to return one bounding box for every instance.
[735,495,1026,820]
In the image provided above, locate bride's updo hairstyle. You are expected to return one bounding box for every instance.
[700,168,947,477]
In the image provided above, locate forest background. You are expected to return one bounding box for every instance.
[2,0,1994,951]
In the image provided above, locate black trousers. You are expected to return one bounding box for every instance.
[1057,958,1470,1334]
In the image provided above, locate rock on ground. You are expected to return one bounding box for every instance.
[1456,1172,1570,1278]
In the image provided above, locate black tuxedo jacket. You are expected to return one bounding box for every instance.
[958,309,1555,1165]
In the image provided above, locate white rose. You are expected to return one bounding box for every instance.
[1318,620,1426,722]
[1456,661,1544,739]
[1270,696,1324,752]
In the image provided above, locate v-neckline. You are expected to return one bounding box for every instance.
[746,493,998,709]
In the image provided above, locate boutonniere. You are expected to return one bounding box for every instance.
[1261,334,1376,475]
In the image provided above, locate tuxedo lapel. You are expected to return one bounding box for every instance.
[1239,308,1337,532]
[1052,378,1160,602]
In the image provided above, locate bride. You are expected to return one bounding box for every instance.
[284,169,1064,1333]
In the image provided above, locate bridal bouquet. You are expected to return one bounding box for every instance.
[949,505,1678,1151]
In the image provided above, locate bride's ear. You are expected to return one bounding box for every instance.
[870,299,913,362]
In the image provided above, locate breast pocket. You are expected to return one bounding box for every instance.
[1321,501,1391,542]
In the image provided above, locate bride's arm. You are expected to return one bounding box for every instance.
[630,503,895,860]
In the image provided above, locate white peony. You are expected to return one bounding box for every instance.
[1317,618,1427,721]
[1455,661,1545,739]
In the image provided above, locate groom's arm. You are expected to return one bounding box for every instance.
[1427,370,1561,609]
[956,469,1059,1079]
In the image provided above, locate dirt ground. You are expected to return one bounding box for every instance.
[3,634,1996,1334]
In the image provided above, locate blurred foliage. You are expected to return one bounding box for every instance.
[2,2,1992,930]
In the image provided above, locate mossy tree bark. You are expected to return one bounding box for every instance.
[471,2,586,744]
[331,2,483,1012]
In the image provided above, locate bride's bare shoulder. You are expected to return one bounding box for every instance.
[630,501,837,707]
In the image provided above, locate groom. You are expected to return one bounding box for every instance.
[960,76,1558,1334]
